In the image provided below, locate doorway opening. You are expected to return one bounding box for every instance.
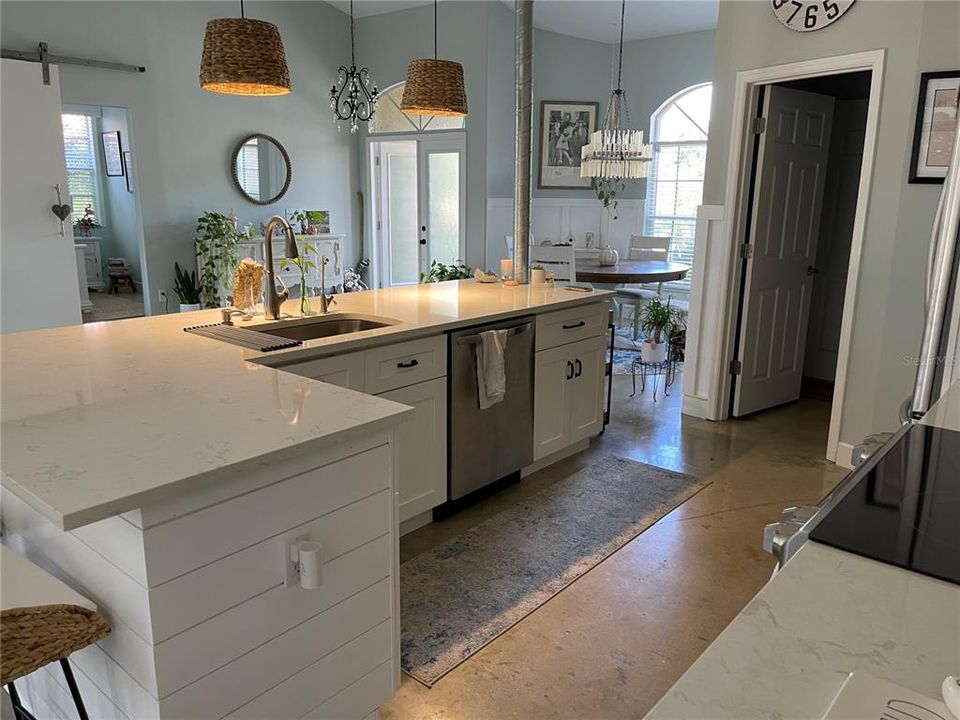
[368,133,466,287]
[61,104,147,322]
[727,68,875,459]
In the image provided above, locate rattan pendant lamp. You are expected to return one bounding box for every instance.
[200,0,291,96]
[400,0,467,117]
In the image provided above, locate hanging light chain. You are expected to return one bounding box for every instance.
[330,0,380,132]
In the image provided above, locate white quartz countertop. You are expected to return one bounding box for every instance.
[645,544,960,720]
[1,280,612,531]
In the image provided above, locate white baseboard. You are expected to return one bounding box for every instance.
[681,394,716,420]
[399,509,433,536]
[833,441,855,469]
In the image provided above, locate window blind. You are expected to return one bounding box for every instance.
[61,113,101,224]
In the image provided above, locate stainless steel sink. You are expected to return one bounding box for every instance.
[253,314,399,342]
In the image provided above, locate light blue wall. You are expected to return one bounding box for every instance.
[100,107,143,285]
[358,1,715,272]
[1,1,358,314]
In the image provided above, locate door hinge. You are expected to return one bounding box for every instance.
[730,359,742,376]
[374,156,381,167]
[376,219,381,230]
[752,116,767,135]
[739,243,753,259]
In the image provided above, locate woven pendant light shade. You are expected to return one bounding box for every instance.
[200,18,291,96]
[400,59,467,117]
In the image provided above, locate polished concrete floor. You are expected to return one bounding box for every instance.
[384,374,848,720]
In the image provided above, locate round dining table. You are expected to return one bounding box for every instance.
[575,259,689,285]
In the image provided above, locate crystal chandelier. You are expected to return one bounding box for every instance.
[580,0,653,180]
[330,0,379,133]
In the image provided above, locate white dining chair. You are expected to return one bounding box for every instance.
[529,244,577,284]
[616,236,671,339]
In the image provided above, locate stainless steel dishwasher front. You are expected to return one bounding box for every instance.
[448,316,535,501]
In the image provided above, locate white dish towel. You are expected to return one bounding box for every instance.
[476,329,508,409]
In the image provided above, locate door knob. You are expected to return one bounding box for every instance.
[806,265,820,276]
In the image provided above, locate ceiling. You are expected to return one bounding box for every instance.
[327,0,719,44]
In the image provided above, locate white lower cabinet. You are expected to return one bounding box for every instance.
[276,340,448,523]
[533,334,606,461]
[378,378,447,523]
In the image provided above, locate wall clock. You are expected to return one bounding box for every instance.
[770,0,855,32]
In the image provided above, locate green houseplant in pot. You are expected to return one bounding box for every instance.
[174,262,202,312]
[194,211,244,308]
[638,296,678,363]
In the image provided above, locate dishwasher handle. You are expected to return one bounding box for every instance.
[455,322,532,346]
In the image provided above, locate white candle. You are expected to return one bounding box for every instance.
[500,258,513,278]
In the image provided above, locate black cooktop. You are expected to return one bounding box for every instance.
[810,424,960,585]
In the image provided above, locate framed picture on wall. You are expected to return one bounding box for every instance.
[123,151,134,193]
[102,131,124,177]
[537,100,599,189]
[909,70,960,184]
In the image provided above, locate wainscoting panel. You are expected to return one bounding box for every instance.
[682,205,725,420]
[485,198,645,269]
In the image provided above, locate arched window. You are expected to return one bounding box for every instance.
[369,82,466,134]
[643,83,712,292]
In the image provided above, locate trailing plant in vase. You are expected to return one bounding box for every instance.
[173,262,202,311]
[194,211,243,308]
[421,260,472,283]
[280,241,317,316]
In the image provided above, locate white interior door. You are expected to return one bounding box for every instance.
[1,60,82,333]
[417,134,466,277]
[733,86,835,416]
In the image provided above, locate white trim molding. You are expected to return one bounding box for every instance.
[485,197,645,268]
[705,49,886,461]
[682,204,725,419]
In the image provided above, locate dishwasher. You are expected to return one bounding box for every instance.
[443,316,535,516]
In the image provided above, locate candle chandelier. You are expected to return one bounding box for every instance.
[330,0,379,132]
[580,0,653,180]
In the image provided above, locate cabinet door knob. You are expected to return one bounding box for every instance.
[566,361,574,380]
[575,359,582,378]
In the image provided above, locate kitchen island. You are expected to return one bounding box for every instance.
[1,280,613,720]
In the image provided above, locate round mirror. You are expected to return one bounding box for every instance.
[231,133,292,205]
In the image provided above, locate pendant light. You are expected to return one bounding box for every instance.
[400,0,467,117]
[200,0,291,96]
[580,0,652,179]
[330,0,380,133]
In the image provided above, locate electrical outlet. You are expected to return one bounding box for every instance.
[158,289,167,304]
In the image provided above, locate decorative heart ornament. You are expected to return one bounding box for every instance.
[51,203,72,221]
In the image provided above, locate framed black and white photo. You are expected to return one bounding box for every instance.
[909,70,960,184]
[538,100,599,189]
[101,131,124,177]
[123,151,134,193]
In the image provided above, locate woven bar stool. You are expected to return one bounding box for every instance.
[1,546,110,720]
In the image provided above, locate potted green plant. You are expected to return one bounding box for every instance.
[638,297,678,363]
[530,264,546,285]
[421,260,472,283]
[174,262,202,312]
[288,209,308,235]
[194,211,243,308]
[74,205,101,237]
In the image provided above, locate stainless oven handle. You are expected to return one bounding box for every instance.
[455,322,532,346]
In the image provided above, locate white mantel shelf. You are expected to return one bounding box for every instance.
[1,280,613,530]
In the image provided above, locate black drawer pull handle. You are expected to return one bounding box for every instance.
[575,359,582,377]
[397,359,419,369]
[566,361,574,380]
[562,320,586,330]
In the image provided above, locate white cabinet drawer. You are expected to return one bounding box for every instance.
[536,303,607,351]
[276,351,365,390]
[364,334,446,394]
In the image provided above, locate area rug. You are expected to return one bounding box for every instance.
[400,455,708,685]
